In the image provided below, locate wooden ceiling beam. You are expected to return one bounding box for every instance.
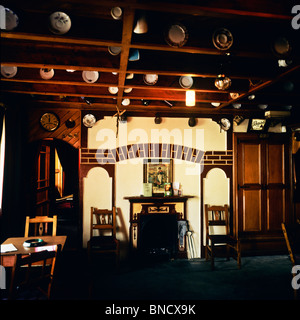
[1,32,122,48]
[1,32,274,60]
[116,6,136,108]
[217,64,300,110]
[0,62,120,74]
[27,98,264,118]
[4,0,291,19]
[1,87,230,103]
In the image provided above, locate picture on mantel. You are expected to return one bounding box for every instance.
[143,159,173,196]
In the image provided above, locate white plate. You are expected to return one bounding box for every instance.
[122,98,130,106]
[108,46,121,55]
[212,28,233,51]
[126,73,134,79]
[179,76,193,89]
[82,114,96,128]
[272,37,291,56]
[3,8,19,31]
[111,7,122,20]
[1,65,17,78]
[82,71,99,83]
[49,11,71,35]
[124,87,132,93]
[220,118,231,131]
[230,92,239,99]
[165,23,188,47]
[40,68,54,80]
[108,86,118,94]
[143,74,158,85]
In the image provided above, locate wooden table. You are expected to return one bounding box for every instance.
[1,235,67,267]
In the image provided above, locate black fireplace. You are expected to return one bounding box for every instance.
[138,214,178,258]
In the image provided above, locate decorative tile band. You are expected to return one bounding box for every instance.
[80,144,232,165]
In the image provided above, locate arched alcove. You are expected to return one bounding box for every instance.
[202,168,230,245]
[82,167,113,247]
[203,168,229,206]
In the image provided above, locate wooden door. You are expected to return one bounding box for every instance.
[237,134,290,240]
[36,142,51,216]
[237,137,263,236]
[265,142,287,232]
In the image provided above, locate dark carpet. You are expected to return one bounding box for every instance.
[53,252,296,301]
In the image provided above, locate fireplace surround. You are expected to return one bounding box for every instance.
[124,196,193,258]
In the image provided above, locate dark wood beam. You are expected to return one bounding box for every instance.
[217,64,300,110]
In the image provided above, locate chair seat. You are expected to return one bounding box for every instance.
[89,236,119,250]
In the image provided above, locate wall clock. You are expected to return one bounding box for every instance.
[40,112,60,132]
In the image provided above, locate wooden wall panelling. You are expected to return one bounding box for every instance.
[266,143,286,231]
[27,108,81,148]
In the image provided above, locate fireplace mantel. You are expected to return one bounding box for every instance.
[124,195,194,203]
[124,195,194,258]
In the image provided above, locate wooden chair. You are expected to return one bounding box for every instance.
[8,244,61,299]
[87,207,120,268]
[24,215,57,237]
[281,222,300,299]
[205,204,241,270]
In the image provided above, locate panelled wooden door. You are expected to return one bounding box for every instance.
[36,142,51,216]
[237,134,290,239]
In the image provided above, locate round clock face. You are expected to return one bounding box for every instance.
[40,112,60,131]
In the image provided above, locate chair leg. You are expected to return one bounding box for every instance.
[210,243,215,270]
[205,245,208,261]
[226,244,230,261]
[236,241,241,269]
[115,250,120,271]
[87,241,92,265]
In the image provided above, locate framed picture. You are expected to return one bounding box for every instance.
[143,159,173,196]
[247,118,268,132]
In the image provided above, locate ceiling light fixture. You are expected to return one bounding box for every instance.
[232,103,242,109]
[278,59,292,67]
[214,74,231,90]
[134,14,148,34]
[186,90,195,107]
[211,102,220,107]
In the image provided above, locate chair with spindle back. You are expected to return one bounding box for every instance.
[205,204,241,270]
[8,244,61,299]
[87,207,120,268]
[24,216,57,237]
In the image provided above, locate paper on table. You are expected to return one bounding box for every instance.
[1,243,18,253]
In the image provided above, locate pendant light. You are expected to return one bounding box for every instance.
[134,14,148,34]
[214,74,231,90]
[186,90,195,107]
